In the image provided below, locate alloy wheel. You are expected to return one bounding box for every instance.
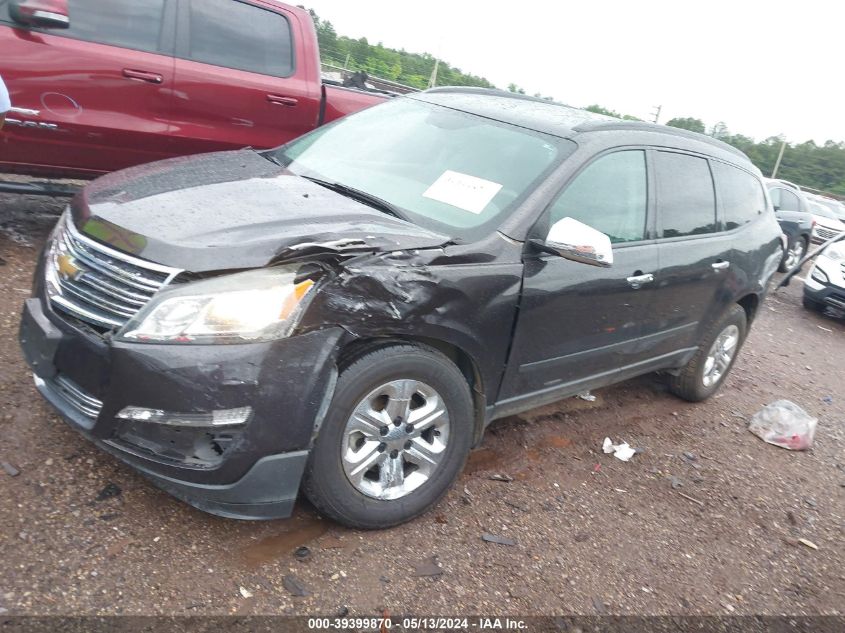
[701,325,740,388]
[341,379,450,500]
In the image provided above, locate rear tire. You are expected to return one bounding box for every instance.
[302,344,473,529]
[778,236,807,273]
[668,304,747,402]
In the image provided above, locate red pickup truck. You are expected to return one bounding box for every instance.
[0,0,386,180]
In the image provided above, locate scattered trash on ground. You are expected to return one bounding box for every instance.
[412,556,444,577]
[488,473,513,482]
[822,396,833,404]
[669,476,683,489]
[747,400,817,450]
[282,575,310,596]
[1,461,20,477]
[677,492,705,507]
[602,437,637,461]
[576,391,597,402]
[238,586,253,599]
[294,546,311,561]
[682,452,697,461]
[797,538,819,550]
[481,533,516,546]
[95,483,122,502]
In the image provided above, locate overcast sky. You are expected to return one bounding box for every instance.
[305,0,843,144]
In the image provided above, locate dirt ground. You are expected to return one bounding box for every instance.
[0,191,843,617]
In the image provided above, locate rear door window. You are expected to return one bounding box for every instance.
[548,150,648,244]
[187,0,294,77]
[655,151,716,238]
[712,162,766,230]
[774,187,800,212]
[59,0,166,53]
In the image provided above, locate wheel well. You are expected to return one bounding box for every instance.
[338,336,487,444]
[737,294,759,325]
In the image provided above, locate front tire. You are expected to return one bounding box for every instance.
[668,304,747,402]
[302,344,473,529]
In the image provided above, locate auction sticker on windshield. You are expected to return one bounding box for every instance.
[423,170,503,214]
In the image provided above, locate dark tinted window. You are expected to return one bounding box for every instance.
[656,152,716,238]
[189,0,293,77]
[61,0,165,53]
[713,163,765,230]
[776,188,801,212]
[549,150,647,243]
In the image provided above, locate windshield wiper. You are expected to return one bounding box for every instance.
[301,176,410,221]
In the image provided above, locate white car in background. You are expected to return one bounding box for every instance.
[806,198,845,245]
[804,241,845,315]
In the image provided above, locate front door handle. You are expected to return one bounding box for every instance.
[123,69,163,84]
[712,261,730,272]
[627,273,655,289]
[267,94,298,107]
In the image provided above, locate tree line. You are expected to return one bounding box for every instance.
[308,9,494,90]
[306,8,844,196]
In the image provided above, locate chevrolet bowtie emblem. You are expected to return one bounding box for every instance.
[57,253,83,281]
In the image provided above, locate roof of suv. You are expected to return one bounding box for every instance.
[418,87,751,166]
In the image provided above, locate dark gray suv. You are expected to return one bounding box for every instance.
[19,89,784,528]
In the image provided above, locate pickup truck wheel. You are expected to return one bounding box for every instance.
[302,344,473,529]
[668,304,747,402]
[778,236,807,272]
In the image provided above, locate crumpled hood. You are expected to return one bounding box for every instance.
[70,150,450,272]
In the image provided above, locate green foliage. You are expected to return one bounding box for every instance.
[306,7,494,90]
[666,117,705,134]
[584,104,641,121]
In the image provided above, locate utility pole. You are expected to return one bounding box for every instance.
[651,105,662,124]
[428,59,440,89]
[771,139,787,179]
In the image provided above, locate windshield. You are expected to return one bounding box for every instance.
[274,97,575,239]
[810,200,840,221]
[816,198,845,220]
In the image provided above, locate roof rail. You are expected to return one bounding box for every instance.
[573,120,748,160]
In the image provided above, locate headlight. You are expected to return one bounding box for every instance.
[810,265,829,285]
[118,267,315,343]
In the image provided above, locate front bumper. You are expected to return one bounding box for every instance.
[20,295,343,519]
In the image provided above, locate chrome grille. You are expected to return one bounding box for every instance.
[815,225,841,241]
[46,215,181,330]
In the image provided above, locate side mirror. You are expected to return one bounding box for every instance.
[531,217,613,267]
[9,0,69,29]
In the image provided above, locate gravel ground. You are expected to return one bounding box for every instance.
[0,191,843,616]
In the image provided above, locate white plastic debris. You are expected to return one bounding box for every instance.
[602,437,637,462]
[747,400,817,451]
[577,390,597,402]
[239,586,253,599]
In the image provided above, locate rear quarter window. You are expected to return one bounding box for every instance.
[655,151,717,239]
[713,162,766,230]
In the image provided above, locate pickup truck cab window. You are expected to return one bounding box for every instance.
[548,150,648,244]
[57,0,167,54]
[278,97,574,240]
[656,151,717,238]
[187,0,294,77]
[712,161,766,230]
